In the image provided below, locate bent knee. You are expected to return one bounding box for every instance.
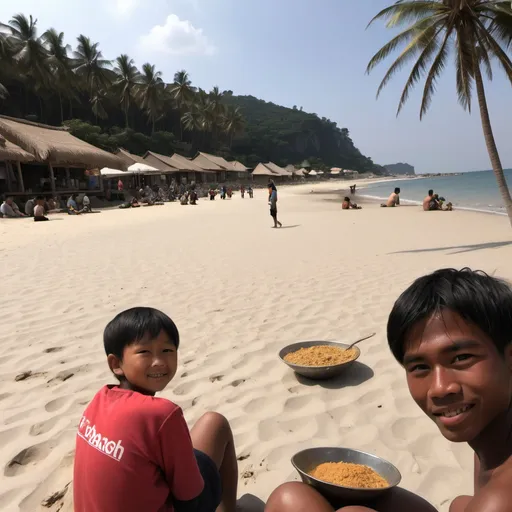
[199,411,231,432]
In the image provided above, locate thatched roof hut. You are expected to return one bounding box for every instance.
[143,151,213,174]
[230,160,250,172]
[0,134,35,162]
[264,161,291,176]
[252,163,278,176]
[0,115,125,170]
[193,152,237,172]
[115,148,147,167]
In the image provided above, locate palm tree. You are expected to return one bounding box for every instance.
[73,35,111,99]
[137,63,164,133]
[223,105,245,148]
[112,54,141,128]
[0,14,49,116]
[168,70,195,140]
[42,28,76,123]
[0,33,13,99]
[367,0,512,226]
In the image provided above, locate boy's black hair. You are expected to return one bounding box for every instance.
[387,268,512,364]
[394,187,401,194]
[428,189,433,196]
[344,196,350,201]
[104,307,180,358]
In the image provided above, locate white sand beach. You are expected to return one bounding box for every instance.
[1,182,512,512]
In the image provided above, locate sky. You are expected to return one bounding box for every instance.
[1,0,511,173]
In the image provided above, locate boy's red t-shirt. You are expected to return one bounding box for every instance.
[73,385,204,512]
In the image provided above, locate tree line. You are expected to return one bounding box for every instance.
[0,13,244,153]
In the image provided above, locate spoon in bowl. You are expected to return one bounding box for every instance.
[346,332,376,350]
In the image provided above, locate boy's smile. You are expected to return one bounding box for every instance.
[109,330,178,395]
[402,310,512,443]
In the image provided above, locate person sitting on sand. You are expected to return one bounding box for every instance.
[189,190,198,205]
[73,307,238,512]
[428,193,441,211]
[1,195,27,218]
[67,194,83,215]
[423,189,434,211]
[381,187,400,207]
[33,196,49,222]
[24,197,36,217]
[342,197,362,210]
[180,192,189,205]
[82,194,92,213]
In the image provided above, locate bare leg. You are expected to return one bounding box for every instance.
[265,482,436,512]
[190,412,238,512]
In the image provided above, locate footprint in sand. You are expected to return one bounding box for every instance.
[43,346,64,354]
[45,396,71,413]
[29,416,62,436]
[173,380,199,396]
[284,395,312,412]
[4,442,52,477]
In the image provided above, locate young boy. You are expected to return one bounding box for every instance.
[74,307,238,512]
[266,268,512,511]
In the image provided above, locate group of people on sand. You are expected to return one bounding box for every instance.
[208,184,254,201]
[73,267,512,512]
[423,189,453,211]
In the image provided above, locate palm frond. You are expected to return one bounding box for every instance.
[376,21,445,100]
[366,15,443,74]
[482,3,512,49]
[367,1,445,29]
[419,28,452,118]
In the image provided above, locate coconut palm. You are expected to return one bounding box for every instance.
[137,63,164,133]
[223,105,245,148]
[73,35,111,99]
[112,54,141,128]
[367,0,512,226]
[42,28,76,123]
[0,33,13,98]
[0,14,49,115]
[168,70,196,140]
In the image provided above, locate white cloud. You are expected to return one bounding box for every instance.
[108,0,140,18]
[138,14,215,56]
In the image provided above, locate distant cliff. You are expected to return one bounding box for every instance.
[384,163,415,175]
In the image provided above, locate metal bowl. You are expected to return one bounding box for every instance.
[279,341,360,380]
[292,447,401,504]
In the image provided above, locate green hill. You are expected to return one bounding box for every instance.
[223,93,384,173]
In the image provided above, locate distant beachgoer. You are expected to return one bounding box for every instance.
[342,196,361,210]
[189,190,198,205]
[423,189,434,211]
[227,187,233,199]
[34,196,49,222]
[209,188,216,201]
[117,179,124,192]
[350,184,356,195]
[429,193,441,211]
[269,188,282,228]
[1,196,26,218]
[221,186,227,200]
[82,194,92,213]
[381,187,400,207]
[247,186,253,199]
[240,185,245,199]
[25,197,36,217]
[67,194,84,215]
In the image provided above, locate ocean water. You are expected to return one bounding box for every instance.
[361,170,512,215]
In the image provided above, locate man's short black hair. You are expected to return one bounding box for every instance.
[428,189,433,196]
[394,187,400,194]
[387,268,512,364]
[104,307,180,359]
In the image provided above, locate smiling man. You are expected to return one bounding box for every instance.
[387,268,512,512]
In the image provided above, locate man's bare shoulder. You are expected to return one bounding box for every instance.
[461,472,512,512]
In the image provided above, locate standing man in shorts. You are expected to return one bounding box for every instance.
[268,180,282,228]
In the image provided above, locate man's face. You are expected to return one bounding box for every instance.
[109,330,178,395]
[6,197,13,205]
[403,310,512,443]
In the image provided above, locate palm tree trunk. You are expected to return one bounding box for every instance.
[474,62,512,227]
[59,91,64,124]
[125,107,129,128]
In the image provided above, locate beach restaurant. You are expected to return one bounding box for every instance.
[192,151,250,182]
[252,162,292,183]
[0,115,125,199]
